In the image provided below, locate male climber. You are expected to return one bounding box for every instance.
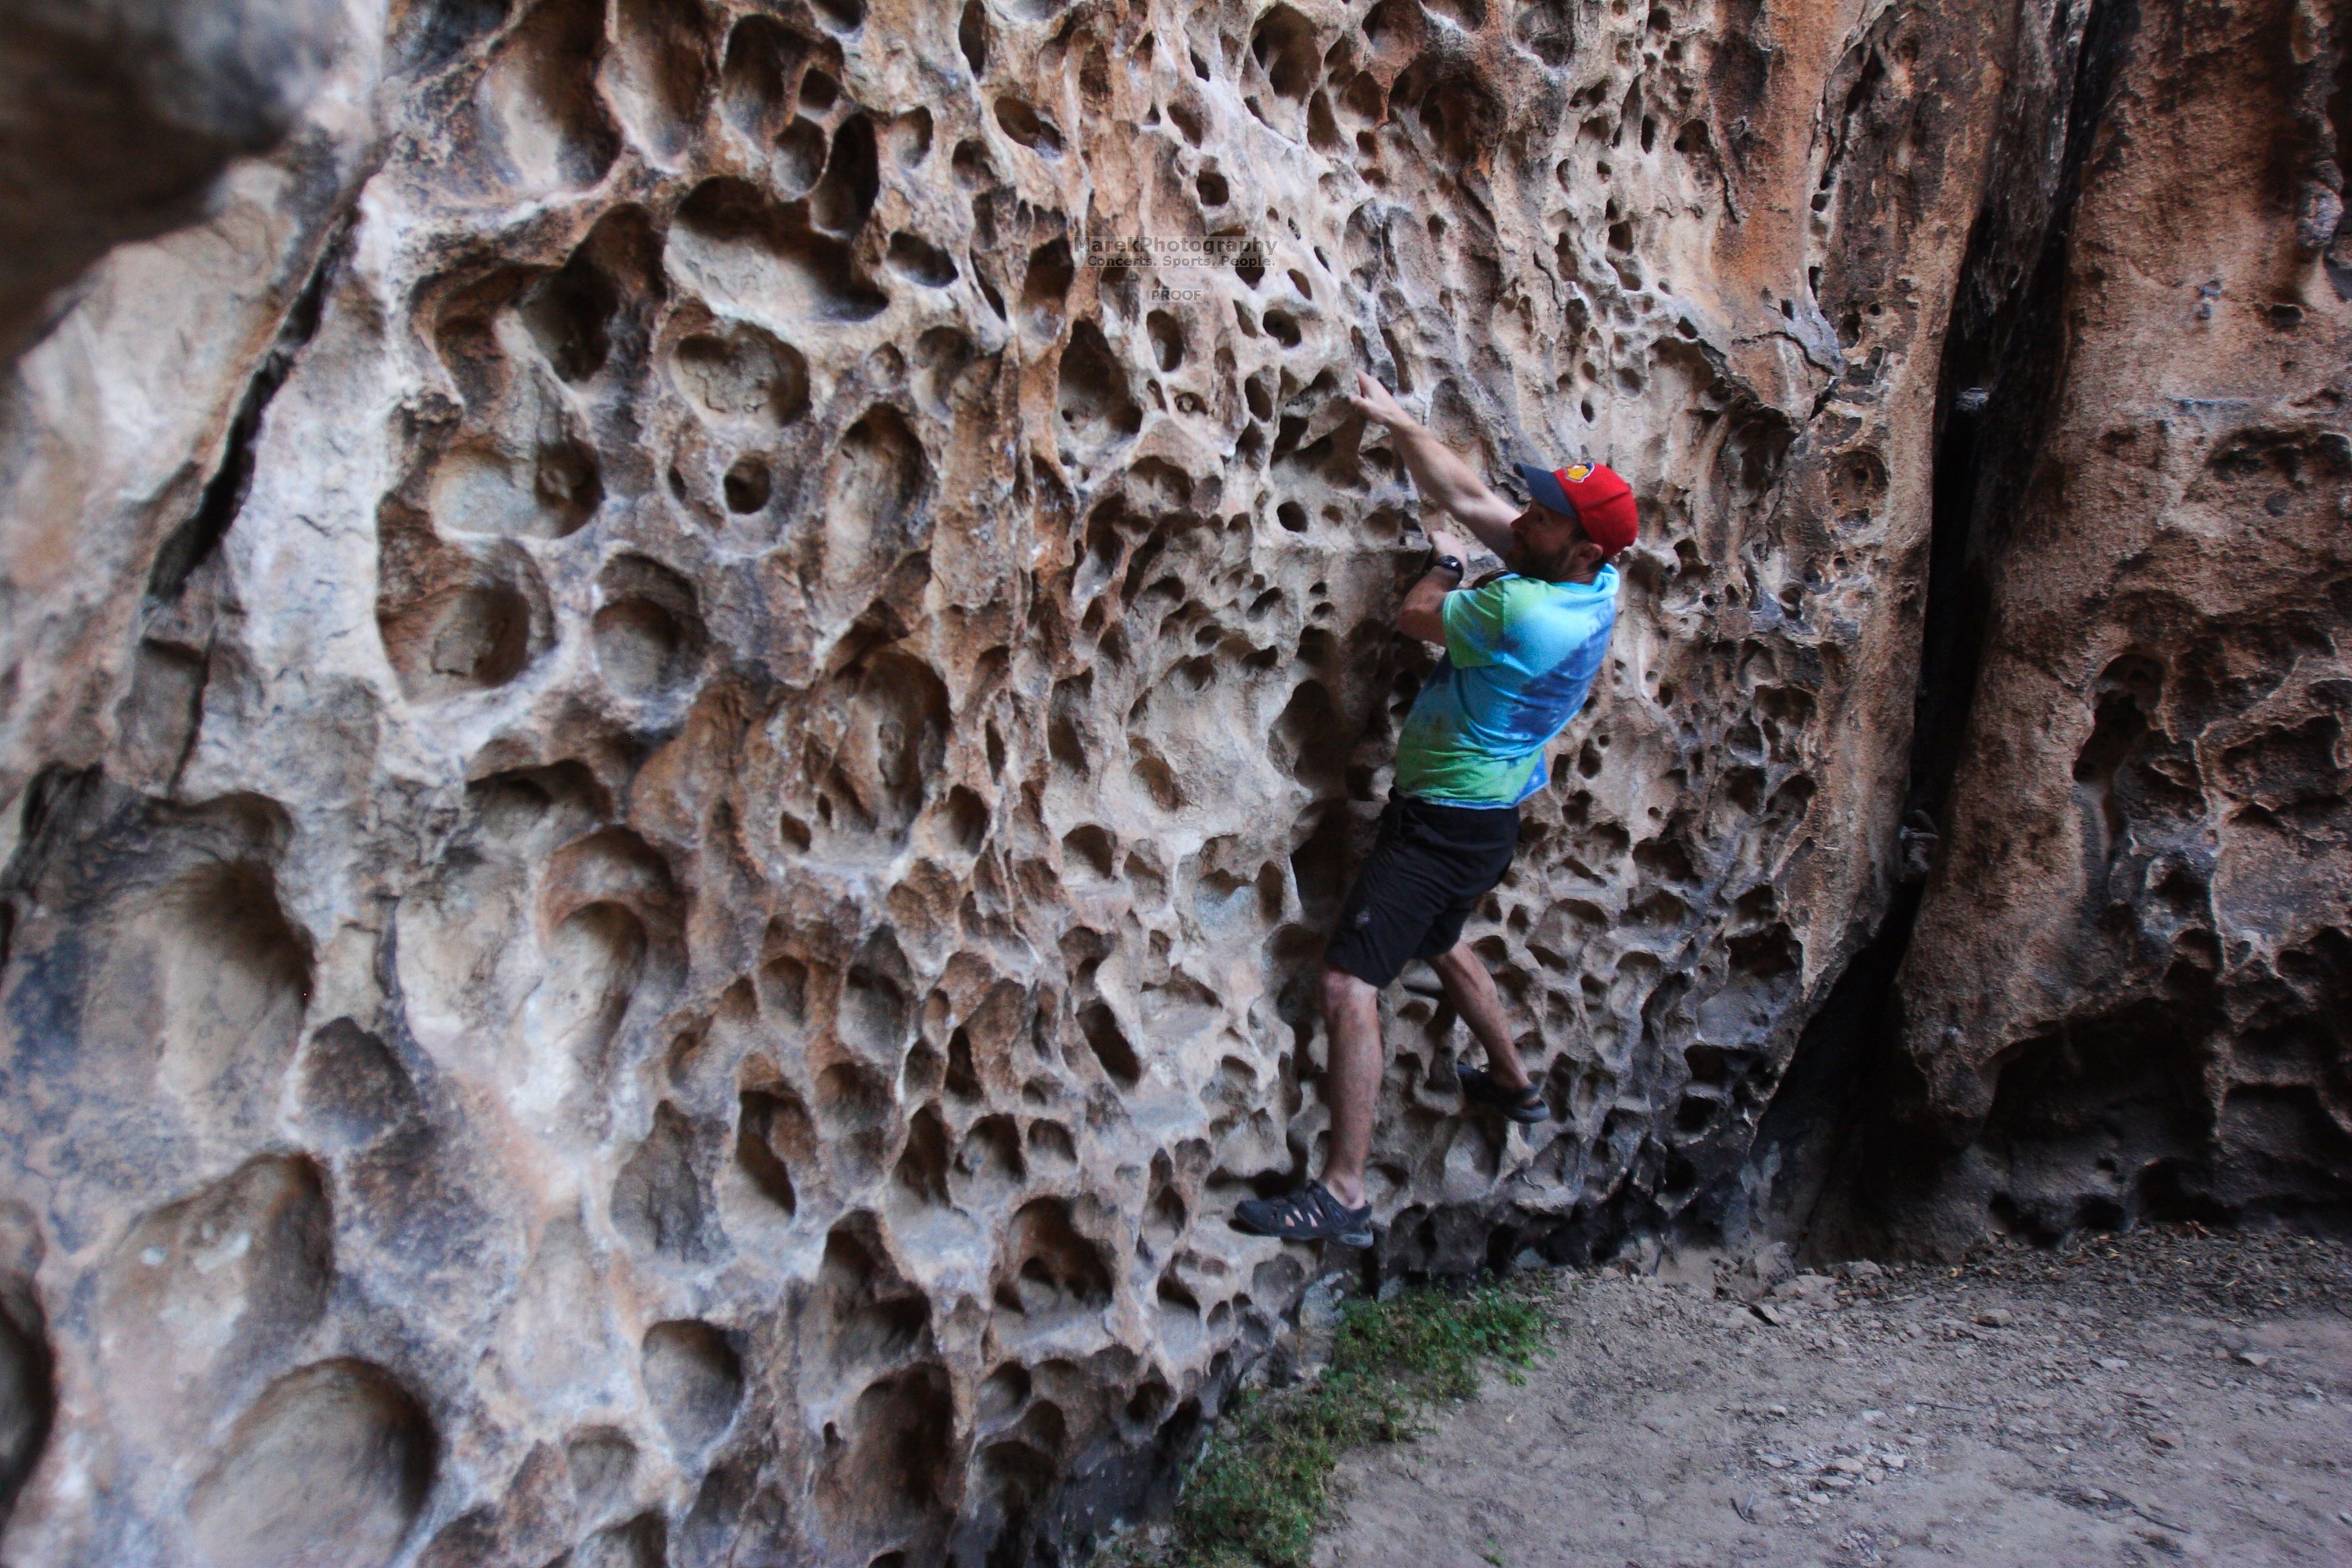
[1232,371,1636,1247]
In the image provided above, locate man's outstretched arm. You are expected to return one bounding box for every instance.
[1344,371,1520,557]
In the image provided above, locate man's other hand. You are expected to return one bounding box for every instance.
[1346,370,1412,430]
[1423,528,1468,563]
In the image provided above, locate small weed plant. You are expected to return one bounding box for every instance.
[1100,1274,1554,1568]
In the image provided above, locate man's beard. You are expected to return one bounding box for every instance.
[1506,536,1575,581]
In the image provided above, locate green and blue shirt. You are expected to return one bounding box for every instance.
[1392,566,1620,807]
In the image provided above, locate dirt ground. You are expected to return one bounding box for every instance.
[1312,1227,2352,1568]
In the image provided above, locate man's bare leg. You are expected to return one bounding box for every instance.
[1316,965,1384,1209]
[1428,940,1533,1092]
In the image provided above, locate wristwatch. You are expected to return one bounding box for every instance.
[1430,552,1465,581]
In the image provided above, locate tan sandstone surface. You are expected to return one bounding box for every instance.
[0,0,2341,1565]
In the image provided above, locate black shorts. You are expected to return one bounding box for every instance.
[1323,793,1520,988]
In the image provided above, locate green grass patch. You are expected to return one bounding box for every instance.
[1100,1274,1555,1568]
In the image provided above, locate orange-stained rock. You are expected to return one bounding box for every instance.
[0,0,2340,1563]
[1837,0,2352,1257]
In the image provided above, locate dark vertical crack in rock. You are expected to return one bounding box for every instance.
[145,213,354,605]
[1742,0,2145,1257]
[1907,0,2141,834]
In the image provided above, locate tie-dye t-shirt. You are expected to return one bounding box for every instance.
[1392,566,1620,807]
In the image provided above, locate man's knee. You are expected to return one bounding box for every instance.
[1320,964,1375,1016]
[1428,940,1481,978]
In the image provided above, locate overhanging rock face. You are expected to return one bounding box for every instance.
[0,0,2337,1563]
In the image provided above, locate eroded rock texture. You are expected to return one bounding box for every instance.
[0,0,2341,1563]
[1832,0,2352,1254]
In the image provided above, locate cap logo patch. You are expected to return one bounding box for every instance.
[1563,463,1593,482]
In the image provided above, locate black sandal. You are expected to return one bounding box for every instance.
[1457,1063,1551,1124]
[1231,1179,1375,1247]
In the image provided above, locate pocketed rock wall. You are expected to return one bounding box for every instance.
[0,0,2290,1563]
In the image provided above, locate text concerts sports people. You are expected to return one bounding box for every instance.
[1233,371,1636,1248]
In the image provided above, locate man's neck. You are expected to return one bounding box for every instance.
[1520,560,1601,586]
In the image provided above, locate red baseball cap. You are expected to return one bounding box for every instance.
[1516,460,1638,557]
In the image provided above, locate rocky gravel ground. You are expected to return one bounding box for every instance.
[1311,1226,2352,1567]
